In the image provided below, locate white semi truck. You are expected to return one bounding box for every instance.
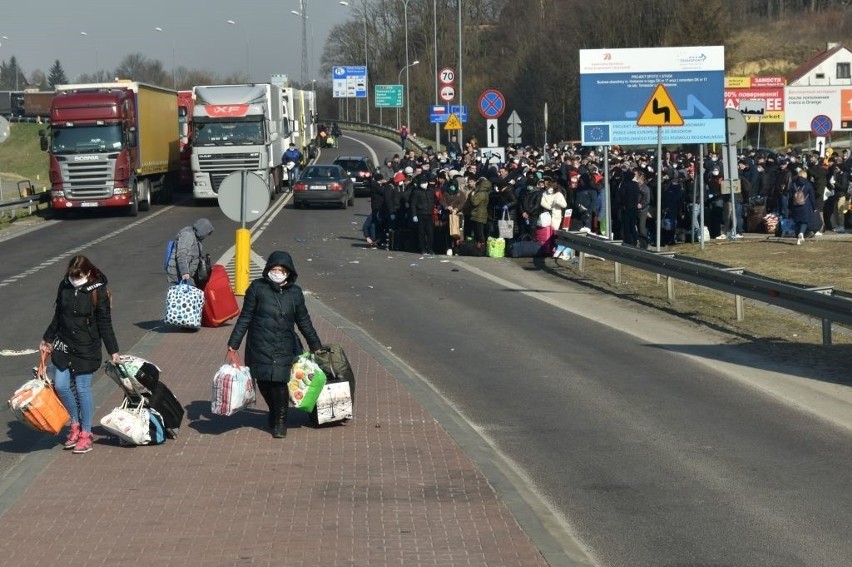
[280,86,318,187]
[190,84,285,204]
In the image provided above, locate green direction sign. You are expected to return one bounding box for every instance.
[375,84,403,108]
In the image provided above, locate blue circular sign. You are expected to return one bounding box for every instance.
[811,114,833,137]
[478,89,506,119]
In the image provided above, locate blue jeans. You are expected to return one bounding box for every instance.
[54,368,94,432]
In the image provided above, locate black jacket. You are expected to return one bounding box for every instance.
[43,274,119,375]
[227,251,322,383]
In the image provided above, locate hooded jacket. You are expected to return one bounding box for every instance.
[43,274,119,375]
[227,251,322,382]
[469,178,492,224]
[168,218,214,286]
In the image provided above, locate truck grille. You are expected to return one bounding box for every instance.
[197,153,263,193]
[59,156,115,200]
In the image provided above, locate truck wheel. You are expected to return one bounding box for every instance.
[139,180,151,212]
[126,187,139,217]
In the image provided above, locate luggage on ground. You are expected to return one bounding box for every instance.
[8,354,70,435]
[509,235,543,258]
[100,398,151,445]
[310,344,355,425]
[105,355,160,396]
[387,228,415,252]
[145,381,184,437]
[746,204,766,233]
[211,351,257,416]
[164,281,204,329]
[202,264,240,327]
[455,240,485,257]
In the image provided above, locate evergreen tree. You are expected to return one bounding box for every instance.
[48,60,69,88]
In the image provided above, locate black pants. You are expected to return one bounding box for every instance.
[415,219,434,253]
[256,380,288,426]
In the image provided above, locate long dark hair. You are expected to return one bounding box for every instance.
[66,255,103,282]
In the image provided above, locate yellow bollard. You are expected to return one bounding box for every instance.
[234,228,251,296]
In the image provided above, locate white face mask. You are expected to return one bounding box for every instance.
[268,271,287,284]
[546,187,554,194]
[419,183,428,189]
[69,275,88,288]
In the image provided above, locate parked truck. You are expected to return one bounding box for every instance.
[280,86,317,187]
[190,83,284,204]
[177,90,195,189]
[39,81,180,217]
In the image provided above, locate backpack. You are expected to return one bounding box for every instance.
[163,240,175,272]
[793,186,806,206]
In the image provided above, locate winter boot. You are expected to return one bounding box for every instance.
[271,385,288,438]
[63,423,81,450]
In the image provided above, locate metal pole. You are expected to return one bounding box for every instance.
[364,0,369,124]
[699,144,706,250]
[403,0,412,131]
[656,127,662,251]
[433,0,439,149]
[604,146,612,239]
[457,0,463,148]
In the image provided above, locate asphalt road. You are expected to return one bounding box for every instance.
[1,131,851,566]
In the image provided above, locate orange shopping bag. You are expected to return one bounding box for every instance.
[7,353,70,435]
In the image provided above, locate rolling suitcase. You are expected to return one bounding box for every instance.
[387,228,415,252]
[145,381,184,438]
[309,344,355,425]
[202,264,240,327]
[105,356,183,439]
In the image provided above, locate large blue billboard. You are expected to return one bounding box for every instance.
[579,46,726,146]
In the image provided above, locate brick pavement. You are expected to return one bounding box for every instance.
[0,299,551,567]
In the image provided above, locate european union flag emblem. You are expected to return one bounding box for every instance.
[583,124,610,144]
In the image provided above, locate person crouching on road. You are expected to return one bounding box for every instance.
[226,251,323,438]
[41,255,121,454]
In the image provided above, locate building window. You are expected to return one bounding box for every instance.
[838,62,851,79]
[816,73,826,79]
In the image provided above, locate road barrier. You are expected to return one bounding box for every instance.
[555,230,852,345]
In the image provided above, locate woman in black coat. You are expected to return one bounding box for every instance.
[227,251,323,438]
[41,255,121,454]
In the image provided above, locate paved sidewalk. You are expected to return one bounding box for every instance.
[0,298,554,567]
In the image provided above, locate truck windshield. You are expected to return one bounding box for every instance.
[194,120,264,146]
[50,125,123,154]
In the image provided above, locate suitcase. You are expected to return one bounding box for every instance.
[145,381,184,437]
[310,344,355,426]
[202,264,240,327]
[8,359,71,435]
[387,228,415,252]
[534,225,554,255]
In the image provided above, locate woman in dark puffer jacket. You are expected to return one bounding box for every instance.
[227,251,323,438]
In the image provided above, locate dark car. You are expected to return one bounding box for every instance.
[292,164,355,209]
[333,156,378,196]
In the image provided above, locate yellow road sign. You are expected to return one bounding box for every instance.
[637,84,684,127]
[444,113,463,130]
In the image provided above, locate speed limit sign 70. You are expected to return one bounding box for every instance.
[439,67,455,85]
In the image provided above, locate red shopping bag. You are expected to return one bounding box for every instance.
[561,208,573,230]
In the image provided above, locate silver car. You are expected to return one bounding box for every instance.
[292,165,355,209]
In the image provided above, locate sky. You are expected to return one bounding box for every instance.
[0,0,351,86]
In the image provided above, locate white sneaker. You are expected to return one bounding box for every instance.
[814,231,823,237]
[833,227,846,233]
[733,234,744,239]
[714,234,727,240]
[578,227,592,234]
[796,233,804,245]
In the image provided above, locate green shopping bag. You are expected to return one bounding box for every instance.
[288,353,327,412]
[486,237,505,258]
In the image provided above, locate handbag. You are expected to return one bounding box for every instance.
[313,382,353,425]
[536,210,552,227]
[195,252,212,288]
[288,353,327,412]
[8,353,71,435]
[509,235,543,258]
[211,351,257,416]
[497,210,514,239]
[449,213,462,238]
[100,397,151,445]
[164,280,204,329]
[105,355,160,396]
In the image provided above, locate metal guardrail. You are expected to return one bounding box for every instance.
[554,230,852,345]
[0,194,45,217]
[334,120,430,154]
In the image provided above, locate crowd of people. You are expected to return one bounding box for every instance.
[359,140,852,254]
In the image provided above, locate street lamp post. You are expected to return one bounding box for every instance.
[397,60,418,129]
[226,20,251,82]
[80,31,100,82]
[1,36,18,90]
[402,0,412,131]
[154,27,177,89]
[339,0,369,125]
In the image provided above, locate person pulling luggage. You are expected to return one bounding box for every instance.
[167,218,214,287]
[226,251,324,438]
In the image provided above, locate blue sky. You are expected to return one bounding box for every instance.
[0,0,350,85]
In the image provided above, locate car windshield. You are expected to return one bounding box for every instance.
[303,167,340,180]
[50,125,123,154]
[335,159,368,172]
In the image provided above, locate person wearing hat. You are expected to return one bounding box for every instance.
[773,157,794,219]
[385,170,412,232]
[409,175,439,254]
[467,177,492,245]
[227,250,323,438]
[167,217,214,287]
